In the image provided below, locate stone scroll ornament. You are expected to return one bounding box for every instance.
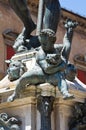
[0,113,21,130]
[69,100,86,130]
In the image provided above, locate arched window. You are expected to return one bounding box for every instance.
[74,54,86,84]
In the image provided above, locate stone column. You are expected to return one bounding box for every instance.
[54,98,74,130]
[37,96,54,130]
[37,83,56,130]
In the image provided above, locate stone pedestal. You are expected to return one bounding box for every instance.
[54,99,73,130]
[0,83,86,130]
[0,97,36,130]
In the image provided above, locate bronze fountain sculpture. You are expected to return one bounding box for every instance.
[0,1,86,130]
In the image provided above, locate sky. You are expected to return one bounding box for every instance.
[60,0,86,18]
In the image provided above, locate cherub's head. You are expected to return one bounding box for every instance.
[38,29,56,52]
[5,60,26,81]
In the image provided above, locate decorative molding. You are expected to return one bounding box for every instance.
[73,54,86,71]
[2,29,18,46]
[61,8,86,28]
[0,83,86,104]
[0,113,21,130]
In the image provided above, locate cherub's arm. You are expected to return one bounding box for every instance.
[38,59,66,74]
[46,53,62,65]
[36,48,65,74]
[61,19,78,63]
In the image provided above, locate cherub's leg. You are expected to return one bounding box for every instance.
[7,69,45,102]
[9,0,36,35]
[43,0,61,33]
[9,0,36,52]
[57,73,74,99]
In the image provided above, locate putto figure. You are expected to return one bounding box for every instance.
[8,0,61,52]
[7,19,78,102]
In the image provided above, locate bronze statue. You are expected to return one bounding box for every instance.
[7,19,78,102]
[8,0,61,53]
[8,0,36,52]
[69,101,86,130]
[5,60,27,81]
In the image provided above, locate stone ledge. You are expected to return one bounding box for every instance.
[0,96,36,110]
[0,83,86,104]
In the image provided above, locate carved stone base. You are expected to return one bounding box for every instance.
[0,83,86,130]
[0,97,36,130]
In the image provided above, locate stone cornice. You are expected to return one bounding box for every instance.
[2,29,18,46]
[0,96,36,110]
[27,0,86,34]
[74,54,86,71]
[0,83,86,104]
[0,0,86,34]
[61,8,86,34]
[26,1,86,34]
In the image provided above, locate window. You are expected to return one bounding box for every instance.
[2,29,18,59]
[74,54,86,84]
